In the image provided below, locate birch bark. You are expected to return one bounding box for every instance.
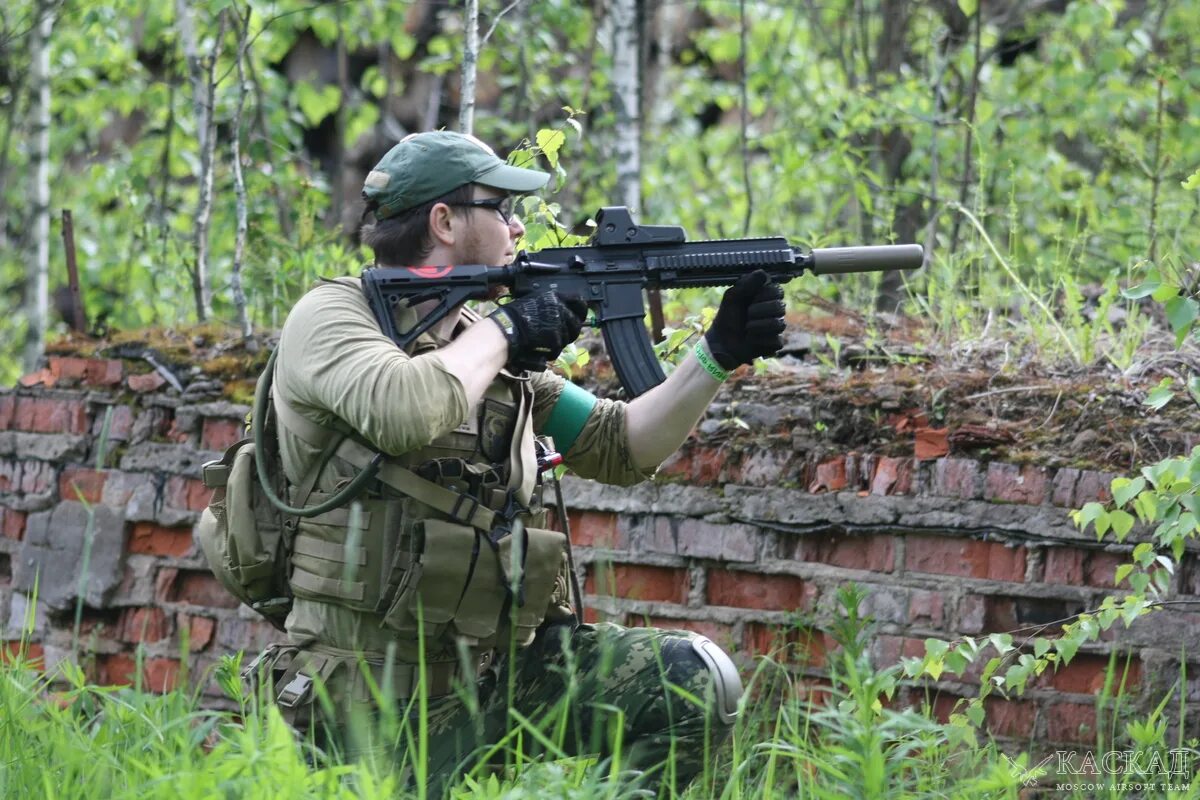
[23,0,54,372]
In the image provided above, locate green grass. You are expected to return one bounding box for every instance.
[5,587,1197,799]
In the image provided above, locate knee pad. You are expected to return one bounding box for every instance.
[691,636,743,725]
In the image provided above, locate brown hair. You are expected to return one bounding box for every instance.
[360,183,476,265]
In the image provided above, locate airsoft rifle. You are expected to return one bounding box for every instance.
[362,206,924,397]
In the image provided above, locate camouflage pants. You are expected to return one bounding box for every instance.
[318,621,737,797]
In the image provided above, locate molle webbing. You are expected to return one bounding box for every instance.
[272,393,510,534]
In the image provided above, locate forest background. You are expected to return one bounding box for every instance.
[3,0,1200,797]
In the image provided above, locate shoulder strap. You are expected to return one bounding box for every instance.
[253,349,382,518]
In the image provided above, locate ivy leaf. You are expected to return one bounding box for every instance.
[1054,636,1080,665]
[1114,563,1134,586]
[1033,638,1051,658]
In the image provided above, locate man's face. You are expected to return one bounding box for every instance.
[454,186,524,267]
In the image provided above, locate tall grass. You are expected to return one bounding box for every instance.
[9,586,1196,799]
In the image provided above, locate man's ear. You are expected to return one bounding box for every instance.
[428,203,457,247]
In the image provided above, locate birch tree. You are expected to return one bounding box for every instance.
[23,0,53,372]
[176,0,224,321]
[230,4,253,340]
[459,0,480,134]
[609,0,640,213]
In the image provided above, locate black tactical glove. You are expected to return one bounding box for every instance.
[704,270,786,370]
[489,291,588,372]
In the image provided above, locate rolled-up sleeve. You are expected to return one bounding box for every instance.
[530,371,656,487]
[275,279,469,456]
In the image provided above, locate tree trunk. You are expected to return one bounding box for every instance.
[459,0,479,134]
[23,0,53,373]
[610,0,641,213]
[231,4,253,340]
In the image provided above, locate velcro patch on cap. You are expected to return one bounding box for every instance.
[364,170,390,189]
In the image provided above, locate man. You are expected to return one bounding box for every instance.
[251,131,786,794]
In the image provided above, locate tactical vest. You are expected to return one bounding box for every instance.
[275,335,571,655]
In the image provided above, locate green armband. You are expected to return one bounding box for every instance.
[543,381,598,456]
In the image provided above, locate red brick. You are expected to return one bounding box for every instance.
[1074,471,1115,505]
[1045,701,1096,743]
[0,396,14,430]
[144,658,182,693]
[691,448,725,484]
[100,404,135,440]
[906,534,1027,582]
[2,509,26,541]
[984,463,1049,505]
[84,359,124,386]
[169,570,242,609]
[933,458,982,499]
[581,607,602,624]
[59,467,108,504]
[1051,468,1080,507]
[1,641,45,668]
[128,522,194,557]
[873,634,928,666]
[128,372,166,393]
[155,567,179,602]
[586,563,689,604]
[641,616,736,649]
[870,457,913,495]
[984,697,1037,738]
[18,368,54,387]
[808,457,847,493]
[12,397,89,434]
[119,607,170,643]
[201,418,243,451]
[656,450,691,479]
[914,427,949,459]
[1046,654,1140,695]
[707,570,812,610]
[166,476,213,512]
[569,510,621,548]
[1044,547,1086,584]
[744,623,831,667]
[47,357,91,386]
[802,532,895,572]
[99,653,138,686]
[179,614,216,651]
[908,590,944,625]
[1086,551,1126,589]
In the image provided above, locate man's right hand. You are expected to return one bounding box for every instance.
[489,291,587,372]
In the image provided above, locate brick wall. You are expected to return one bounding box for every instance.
[2,352,1197,743]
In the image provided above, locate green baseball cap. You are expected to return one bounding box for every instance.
[362,131,550,220]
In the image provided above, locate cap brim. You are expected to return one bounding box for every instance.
[474,162,550,193]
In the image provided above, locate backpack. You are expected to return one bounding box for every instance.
[196,350,380,630]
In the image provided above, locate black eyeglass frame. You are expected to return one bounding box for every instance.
[450,196,515,224]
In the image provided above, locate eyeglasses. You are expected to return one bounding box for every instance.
[452,196,516,225]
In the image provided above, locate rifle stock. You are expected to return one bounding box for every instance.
[362,206,924,397]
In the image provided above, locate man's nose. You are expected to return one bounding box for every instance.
[508,215,525,238]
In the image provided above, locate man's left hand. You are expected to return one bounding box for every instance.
[704,270,786,370]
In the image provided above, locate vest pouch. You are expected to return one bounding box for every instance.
[498,526,567,648]
[381,519,500,643]
[287,495,389,613]
[197,439,292,630]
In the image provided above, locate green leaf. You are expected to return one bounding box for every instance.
[1121,281,1161,300]
[1110,509,1135,540]
[1054,636,1080,665]
[988,633,1014,655]
[1152,283,1181,303]
[1111,477,1145,507]
[1144,378,1174,411]
[924,638,950,658]
[294,82,341,126]
[1166,296,1200,346]
[1114,563,1134,585]
[1033,638,1051,658]
[1184,167,1200,191]
[535,128,565,169]
[965,701,986,726]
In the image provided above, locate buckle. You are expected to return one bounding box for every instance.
[276,673,313,708]
[449,491,481,524]
[201,460,230,489]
